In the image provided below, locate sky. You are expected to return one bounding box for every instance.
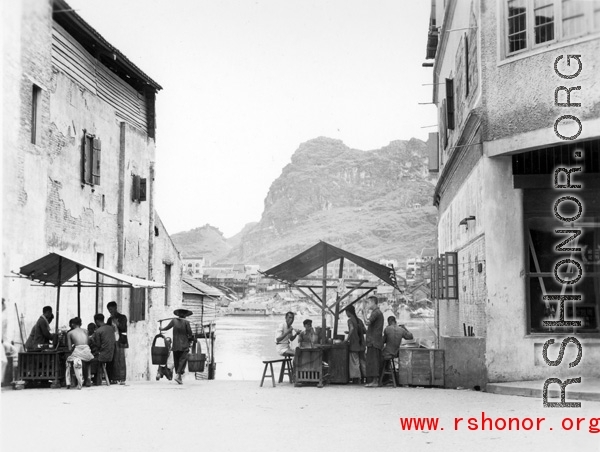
[66,0,437,237]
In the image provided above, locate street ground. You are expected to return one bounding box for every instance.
[2,378,599,452]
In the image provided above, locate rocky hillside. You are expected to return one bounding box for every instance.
[171,224,231,261]
[222,137,438,269]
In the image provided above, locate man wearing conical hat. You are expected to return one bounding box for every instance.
[159,309,193,384]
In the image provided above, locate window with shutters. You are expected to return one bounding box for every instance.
[81,132,101,186]
[445,78,455,130]
[431,253,459,300]
[131,175,147,202]
[130,287,146,322]
[440,100,448,150]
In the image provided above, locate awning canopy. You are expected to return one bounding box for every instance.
[182,277,224,298]
[261,241,400,290]
[18,252,164,289]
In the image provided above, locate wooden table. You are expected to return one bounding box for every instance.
[322,342,349,384]
[17,350,68,388]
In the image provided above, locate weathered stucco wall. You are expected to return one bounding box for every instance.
[440,336,487,389]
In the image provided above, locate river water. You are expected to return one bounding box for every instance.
[209,313,435,380]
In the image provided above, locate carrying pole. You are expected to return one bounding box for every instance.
[15,304,25,347]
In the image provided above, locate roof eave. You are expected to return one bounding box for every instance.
[53,0,162,91]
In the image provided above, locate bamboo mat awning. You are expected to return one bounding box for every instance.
[261,241,400,337]
[261,241,399,290]
[18,252,164,289]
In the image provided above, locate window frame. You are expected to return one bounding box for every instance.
[504,0,600,59]
[81,131,101,186]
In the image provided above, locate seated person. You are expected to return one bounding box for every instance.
[297,319,318,348]
[65,317,94,389]
[91,314,115,385]
[25,306,55,351]
[382,316,413,360]
[275,311,299,357]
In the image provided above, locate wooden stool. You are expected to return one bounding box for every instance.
[260,358,288,387]
[379,358,397,387]
[101,363,110,386]
[278,357,294,384]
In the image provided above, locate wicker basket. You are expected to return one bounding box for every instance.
[151,334,169,365]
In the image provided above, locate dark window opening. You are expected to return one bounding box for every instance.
[446,78,455,130]
[82,133,101,185]
[130,287,146,322]
[132,175,148,202]
[31,85,41,144]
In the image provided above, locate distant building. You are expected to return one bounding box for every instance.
[183,256,207,278]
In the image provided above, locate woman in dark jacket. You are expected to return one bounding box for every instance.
[345,305,366,384]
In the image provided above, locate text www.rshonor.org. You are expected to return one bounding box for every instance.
[399,413,600,433]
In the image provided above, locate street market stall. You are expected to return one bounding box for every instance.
[261,241,401,385]
[12,252,164,388]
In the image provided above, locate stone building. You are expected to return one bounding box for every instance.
[426,0,599,388]
[2,0,183,380]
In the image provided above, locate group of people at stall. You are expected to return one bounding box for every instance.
[25,301,128,389]
[275,295,413,386]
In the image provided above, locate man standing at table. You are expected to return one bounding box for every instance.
[364,296,384,387]
[92,313,115,385]
[107,301,128,385]
[275,311,299,357]
[25,306,55,351]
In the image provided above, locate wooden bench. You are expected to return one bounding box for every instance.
[260,358,293,387]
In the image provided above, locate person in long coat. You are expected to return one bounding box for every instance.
[159,309,193,384]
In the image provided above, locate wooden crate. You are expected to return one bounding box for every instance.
[294,348,323,386]
[398,348,444,387]
[17,351,66,381]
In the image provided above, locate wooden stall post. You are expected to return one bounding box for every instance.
[333,257,344,338]
[76,265,81,318]
[321,248,327,344]
[55,256,62,334]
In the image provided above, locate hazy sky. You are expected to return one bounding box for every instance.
[66,0,437,237]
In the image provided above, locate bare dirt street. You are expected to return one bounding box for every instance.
[2,380,599,452]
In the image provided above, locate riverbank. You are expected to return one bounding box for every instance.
[2,380,598,452]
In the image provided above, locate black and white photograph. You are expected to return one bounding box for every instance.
[1,1,599,451]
